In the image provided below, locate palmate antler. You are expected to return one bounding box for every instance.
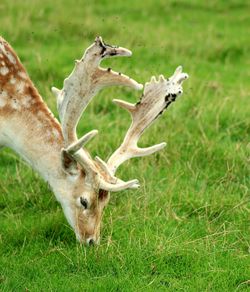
[52,36,188,192]
[107,66,188,175]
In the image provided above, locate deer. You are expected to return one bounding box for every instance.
[0,36,188,245]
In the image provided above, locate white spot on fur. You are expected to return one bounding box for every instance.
[0,99,6,107]
[0,67,9,75]
[0,91,8,107]
[0,43,6,54]
[1,61,5,66]
[20,95,32,108]
[16,80,25,93]
[0,91,7,98]
[10,77,16,84]
[18,71,27,79]
[0,42,16,64]
[6,51,16,64]
[11,98,20,110]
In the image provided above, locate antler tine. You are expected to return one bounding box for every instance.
[107,66,189,174]
[99,178,140,192]
[66,130,98,154]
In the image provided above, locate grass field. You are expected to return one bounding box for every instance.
[0,0,249,290]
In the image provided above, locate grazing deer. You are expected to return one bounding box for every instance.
[0,36,188,245]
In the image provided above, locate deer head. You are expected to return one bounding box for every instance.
[50,36,188,245]
[0,36,188,245]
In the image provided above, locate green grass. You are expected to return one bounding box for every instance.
[0,0,250,290]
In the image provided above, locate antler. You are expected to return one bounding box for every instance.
[52,37,142,191]
[106,66,189,174]
[52,36,188,192]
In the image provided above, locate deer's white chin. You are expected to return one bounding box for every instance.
[60,200,76,230]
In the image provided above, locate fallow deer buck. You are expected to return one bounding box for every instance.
[0,36,188,245]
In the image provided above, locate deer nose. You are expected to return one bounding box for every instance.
[87,238,95,246]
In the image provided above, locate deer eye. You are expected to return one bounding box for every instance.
[80,197,88,209]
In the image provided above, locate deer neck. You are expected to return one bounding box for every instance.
[0,100,65,180]
[0,36,66,192]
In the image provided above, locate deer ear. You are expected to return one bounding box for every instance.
[61,149,79,175]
